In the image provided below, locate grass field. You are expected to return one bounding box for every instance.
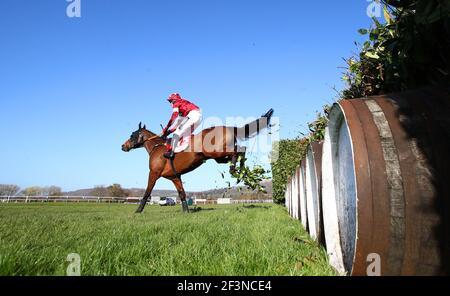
[0,203,335,276]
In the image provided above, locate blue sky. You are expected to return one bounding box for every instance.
[0,0,374,192]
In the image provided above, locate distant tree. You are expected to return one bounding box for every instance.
[43,186,62,196]
[21,186,43,196]
[91,186,109,197]
[107,184,130,197]
[0,184,21,196]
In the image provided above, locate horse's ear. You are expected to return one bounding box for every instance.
[138,122,142,129]
[143,124,146,130]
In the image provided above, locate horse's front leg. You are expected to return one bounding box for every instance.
[136,171,159,213]
[172,178,189,213]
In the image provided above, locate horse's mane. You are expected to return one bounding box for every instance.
[143,129,156,137]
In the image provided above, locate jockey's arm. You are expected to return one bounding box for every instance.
[163,108,180,135]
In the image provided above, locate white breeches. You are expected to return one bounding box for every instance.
[172,110,202,137]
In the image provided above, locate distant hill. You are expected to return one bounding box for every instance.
[191,179,272,200]
[63,179,272,200]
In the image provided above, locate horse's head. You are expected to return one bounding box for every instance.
[121,122,148,152]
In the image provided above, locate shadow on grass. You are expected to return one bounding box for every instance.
[242,205,271,210]
[187,204,272,213]
[189,206,217,213]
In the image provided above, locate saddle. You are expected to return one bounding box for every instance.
[168,134,191,153]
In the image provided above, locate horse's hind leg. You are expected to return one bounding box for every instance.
[172,178,189,213]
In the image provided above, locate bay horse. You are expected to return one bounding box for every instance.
[121,109,274,213]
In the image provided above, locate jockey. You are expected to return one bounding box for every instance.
[162,93,202,159]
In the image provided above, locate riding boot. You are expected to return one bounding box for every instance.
[164,134,179,159]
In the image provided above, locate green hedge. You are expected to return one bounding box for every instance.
[271,138,309,204]
[342,0,450,99]
[271,109,329,204]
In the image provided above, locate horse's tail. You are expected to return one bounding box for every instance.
[234,108,274,140]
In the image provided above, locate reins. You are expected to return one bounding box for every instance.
[143,135,161,143]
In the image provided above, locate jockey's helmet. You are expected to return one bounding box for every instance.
[168,93,181,103]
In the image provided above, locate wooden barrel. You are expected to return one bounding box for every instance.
[292,167,300,220]
[285,177,292,216]
[322,126,346,273]
[284,182,289,213]
[290,177,294,218]
[322,88,450,275]
[299,160,308,230]
[285,179,289,214]
[295,166,302,222]
[305,142,324,243]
